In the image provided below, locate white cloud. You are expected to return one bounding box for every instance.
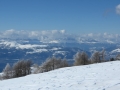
[116,4,120,15]
[3,29,15,36]
[60,30,65,34]
[0,29,66,39]
[103,32,107,36]
[51,30,58,34]
[87,33,93,37]
[1,29,120,44]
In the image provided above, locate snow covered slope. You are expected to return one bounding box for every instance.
[0,61,120,90]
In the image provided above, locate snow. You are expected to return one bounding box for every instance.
[0,41,48,49]
[106,40,114,44]
[49,40,59,43]
[16,44,47,49]
[0,61,120,90]
[0,73,3,75]
[0,41,17,48]
[50,48,61,51]
[53,51,67,55]
[26,49,48,54]
[111,48,120,53]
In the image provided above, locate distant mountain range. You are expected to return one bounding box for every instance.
[0,30,120,71]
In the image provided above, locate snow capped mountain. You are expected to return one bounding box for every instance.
[0,61,120,90]
[0,40,48,49]
[0,30,120,72]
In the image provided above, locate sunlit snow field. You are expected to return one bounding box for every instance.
[0,61,120,90]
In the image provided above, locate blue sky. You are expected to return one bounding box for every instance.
[0,0,120,34]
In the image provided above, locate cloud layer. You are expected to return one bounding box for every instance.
[0,29,66,39]
[116,4,120,15]
[0,29,120,43]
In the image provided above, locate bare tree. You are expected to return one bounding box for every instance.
[81,52,89,65]
[74,51,88,66]
[91,51,100,63]
[25,60,32,75]
[41,57,69,72]
[0,75,3,80]
[41,58,52,72]
[115,54,120,60]
[74,52,82,65]
[31,64,40,74]
[41,57,57,72]
[99,49,106,62]
[13,61,22,77]
[2,63,12,79]
[61,58,69,67]
[110,57,115,61]
[12,60,32,78]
